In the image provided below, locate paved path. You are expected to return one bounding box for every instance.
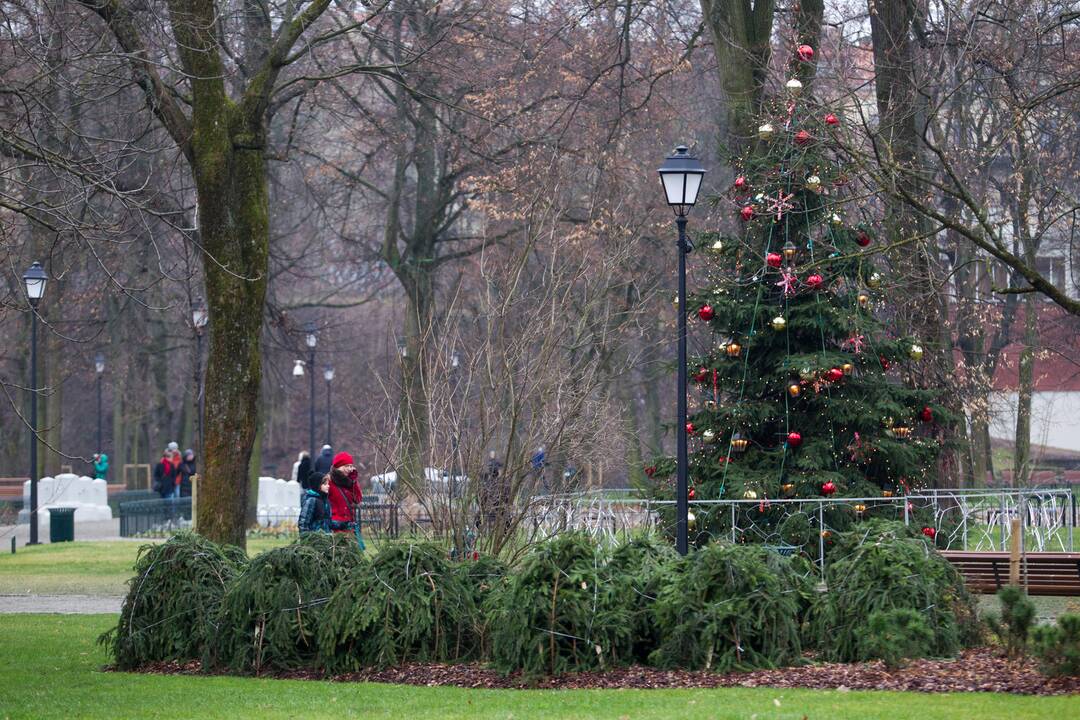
[0,519,132,547]
[0,594,123,614]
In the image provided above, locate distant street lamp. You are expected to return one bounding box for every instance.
[95,353,105,453]
[323,365,334,446]
[305,322,318,458]
[657,145,706,556]
[191,299,209,459]
[293,359,305,377]
[23,261,48,546]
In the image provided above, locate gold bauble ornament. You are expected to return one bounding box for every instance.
[781,482,795,495]
[702,429,717,444]
[787,382,801,398]
[829,213,843,226]
[867,272,882,288]
[785,78,804,96]
[743,488,758,500]
[806,175,822,192]
[687,511,697,530]
[882,490,895,498]
[841,362,854,376]
[771,315,787,331]
[854,503,867,513]
[857,292,870,307]
[708,239,724,254]
[909,344,924,361]
[758,123,775,141]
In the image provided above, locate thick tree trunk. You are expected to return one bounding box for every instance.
[1013,294,1036,488]
[399,272,434,490]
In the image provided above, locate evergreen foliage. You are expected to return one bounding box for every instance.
[987,585,1036,659]
[809,526,979,662]
[217,533,363,673]
[863,608,935,669]
[608,536,680,662]
[650,543,805,671]
[100,532,245,670]
[650,43,952,550]
[453,554,510,657]
[489,533,632,676]
[1032,614,1080,677]
[317,541,479,672]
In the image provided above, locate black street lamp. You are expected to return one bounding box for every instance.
[305,322,318,458]
[658,145,706,556]
[191,299,209,460]
[323,365,334,446]
[94,352,105,453]
[23,261,48,546]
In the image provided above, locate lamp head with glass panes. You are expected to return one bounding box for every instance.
[23,262,48,307]
[191,300,209,331]
[657,146,705,217]
[95,353,105,375]
[293,360,305,377]
[323,366,334,382]
[305,321,318,349]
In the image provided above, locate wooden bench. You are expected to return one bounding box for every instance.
[941,550,1080,596]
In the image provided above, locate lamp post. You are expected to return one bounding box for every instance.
[23,261,48,545]
[191,299,209,460]
[658,145,706,556]
[323,365,334,446]
[448,351,461,554]
[95,353,105,453]
[305,322,318,458]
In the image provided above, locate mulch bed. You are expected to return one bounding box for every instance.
[131,648,1078,695]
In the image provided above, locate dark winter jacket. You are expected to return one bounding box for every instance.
[179,458,197,497]
[312,448,334,475]
[152,456,179,498]
[298,489,331,533]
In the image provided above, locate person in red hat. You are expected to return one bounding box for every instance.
[327,452,364,549]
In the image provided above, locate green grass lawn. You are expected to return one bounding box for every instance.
[1,614,1076,720]
[0,537,294,596]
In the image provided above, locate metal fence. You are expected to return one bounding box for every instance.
[119,497,193,537]
[524,486,1078,569]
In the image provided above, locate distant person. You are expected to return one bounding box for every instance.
[167,441,179,454]
[152,448,180,499]
[313,444,334,475]
[291,451,310,484]
[179,449,197,497]
[92,453,108,481]
[298,471,331,534]
[328,452,365,550]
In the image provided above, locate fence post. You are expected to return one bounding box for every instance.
[903,497,909,526]
[1009,517,1022,587]
[818,502,825,574]
[1000,493,1007,551]
[731,504,736,543]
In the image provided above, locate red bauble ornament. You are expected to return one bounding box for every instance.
[922,526,937,539]
[734,176,748,190]
[806,273,823,289]
[880,356,891,371]
[740,205,755,221]
[766,252,783,268]
[698,305,715,321]
[644,465,656,478]
[686,422,696,435]
[688,487,696,500]
[920,406,933,423]
[797,44,815,61]
[821,481,837,496]
[825,113,839,126]
[856,230,872,247]
[693,366,708,383]
[794,130,812,145]
[826,367,844,382]
[787,431,803,448]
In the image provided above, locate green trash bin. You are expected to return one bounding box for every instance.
[49,507,76,543]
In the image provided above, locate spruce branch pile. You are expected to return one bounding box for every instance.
[318,541,479,672]
[453,554,510,657]
[810,525,979,662]
[650,543,805,671]
[217,533,363,673]
[100,532,245,669]
[489,533,633,676]
[608,536,679,662]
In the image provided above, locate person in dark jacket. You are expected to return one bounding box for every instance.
[312,445,334,475]
[152,449,180,499]
[298,471,331,534]
[179,449,197,497]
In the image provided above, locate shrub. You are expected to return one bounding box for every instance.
[650,543,804,671]
[489,533,632,676]
[863,608,935,669]
[987,585,1036,659]
[318,541,479,672]
[809,525,979,662]
[217,533,363,673]
[608,536,679,662]
[1032,614,1080,677]
[100,532,245,670]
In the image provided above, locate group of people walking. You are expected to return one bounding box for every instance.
[297,448,365,550]
[152,442,197,498]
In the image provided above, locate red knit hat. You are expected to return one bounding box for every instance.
[331,451,354,468]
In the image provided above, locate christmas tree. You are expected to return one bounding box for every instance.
[655,43,949,551]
